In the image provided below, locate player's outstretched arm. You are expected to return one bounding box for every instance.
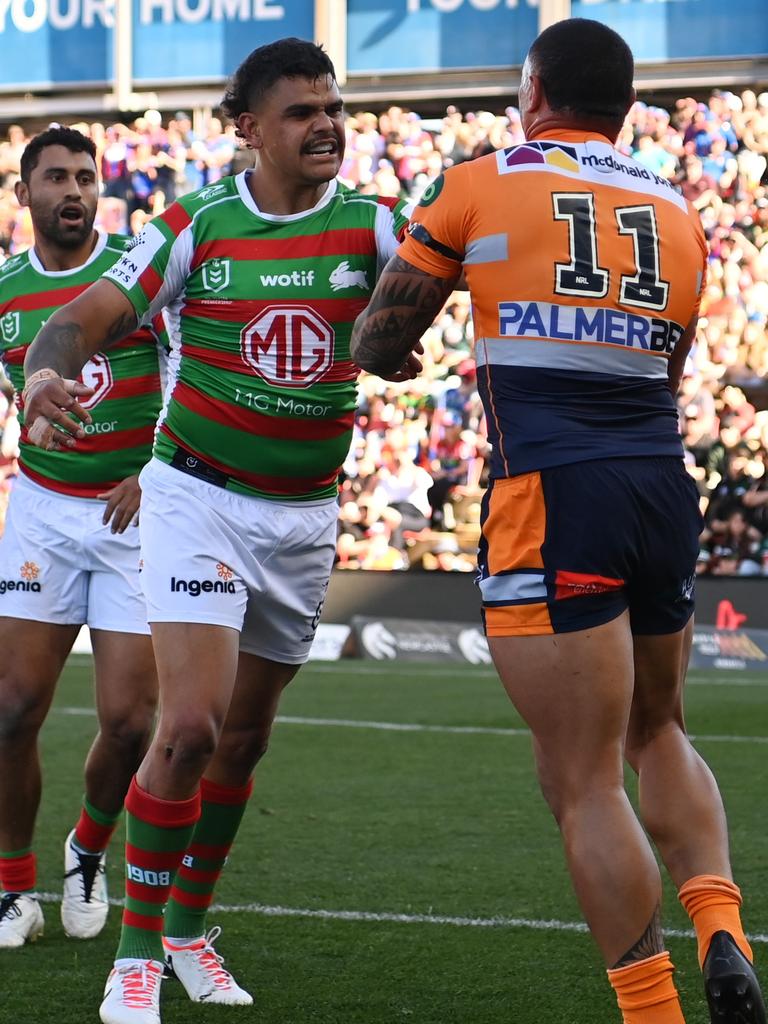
[351,255,457,377]
[23,280,138,451]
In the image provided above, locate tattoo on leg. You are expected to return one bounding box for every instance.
[612,905,664,968]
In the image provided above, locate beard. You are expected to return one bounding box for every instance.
[32,201,96,250]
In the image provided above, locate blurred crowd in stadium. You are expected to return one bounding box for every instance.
[1,88,768,574]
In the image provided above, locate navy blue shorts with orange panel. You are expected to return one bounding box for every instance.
[477,457,703,637]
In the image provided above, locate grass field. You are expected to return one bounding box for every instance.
[2,656,767,1024]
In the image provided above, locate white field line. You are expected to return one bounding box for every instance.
[32,891,768,944]
[54,706,768,745]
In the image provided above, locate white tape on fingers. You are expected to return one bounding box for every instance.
[27,416,55,449]
[59,378,82,396]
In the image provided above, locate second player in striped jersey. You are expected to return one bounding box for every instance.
[0,228,166,497]
[0,127,160,952]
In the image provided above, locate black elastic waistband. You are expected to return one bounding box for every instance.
[170,446,229,489]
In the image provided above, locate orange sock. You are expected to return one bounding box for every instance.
[678,874,752,967]
[607,952,686,1024]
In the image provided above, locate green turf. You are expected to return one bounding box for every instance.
[2,658,766,1024]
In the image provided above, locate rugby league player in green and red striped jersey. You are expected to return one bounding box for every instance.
[0,128,162,949]
[23,40,420,1024]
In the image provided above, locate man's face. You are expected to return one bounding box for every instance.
[16,145,98,249]
[241,74,346,187]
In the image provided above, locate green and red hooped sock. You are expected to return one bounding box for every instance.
[115,777,200,962]
[73,796,121,854]
[164,776,253,940]
[0,849,36,893]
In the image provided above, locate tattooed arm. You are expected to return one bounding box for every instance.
[23,280,138,451]
[351,255,458,377]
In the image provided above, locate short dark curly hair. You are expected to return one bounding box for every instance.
[220,37,337,123]
[527,18,634,123]
[20,126,96,184]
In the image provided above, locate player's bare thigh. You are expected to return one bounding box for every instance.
[90,628,158,732]
[488,612,635,806]
[627,619,693,750]
[0,617,80,731]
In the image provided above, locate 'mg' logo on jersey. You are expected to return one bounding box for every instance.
[201,258,231,294]
[240,305,334,389]
[0,312,20,344]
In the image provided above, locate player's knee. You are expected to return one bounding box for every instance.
[534,755,604,825]
[154,713,221,774]
[625,719,686,772]
[98,705,156,759]
[216,725,271,773]
[0,673,48,741]
[536,772,569,824]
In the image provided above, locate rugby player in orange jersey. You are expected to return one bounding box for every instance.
[352,19,765,1024]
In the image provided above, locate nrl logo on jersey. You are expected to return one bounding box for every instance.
[201,258,231,294]
[197,183,228,202]
[0,312,20,344]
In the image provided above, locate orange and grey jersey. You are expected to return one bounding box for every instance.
[398,129,708,477]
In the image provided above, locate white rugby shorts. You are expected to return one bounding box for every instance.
[0,472,150,633]
[138,458,338,664]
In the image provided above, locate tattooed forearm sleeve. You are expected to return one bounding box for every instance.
[351,256,457,375]
[24,283,138,379]
[24,320,91,379]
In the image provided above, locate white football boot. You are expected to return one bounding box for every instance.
[0,892,44,948]
[61,829,109,938]
[99,959,163,1024]
[163,926,253,1004]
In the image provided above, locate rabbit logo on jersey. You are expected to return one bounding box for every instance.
[329,261,368,292]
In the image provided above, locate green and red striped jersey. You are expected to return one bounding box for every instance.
[103,174,411,501]
[0,231,166,497]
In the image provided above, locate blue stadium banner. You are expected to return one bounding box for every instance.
[0,0,113,87]
[346,0,539,73]
[571,0,768,62]
[0,0,312,88]
[132,0,313,83]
